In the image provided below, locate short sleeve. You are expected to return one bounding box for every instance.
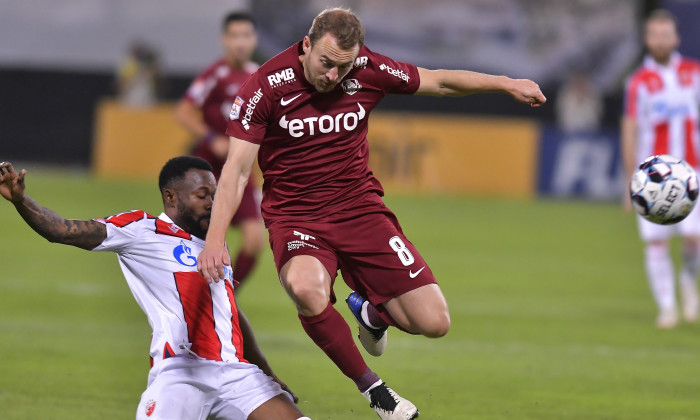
[623,75,644,118]
[225,74,272,145]
[91,210,148,252]
[184,72,217,108]
[365,48,421,95]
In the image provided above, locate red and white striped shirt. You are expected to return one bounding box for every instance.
[625,52,700,168]
[92,211,246,367]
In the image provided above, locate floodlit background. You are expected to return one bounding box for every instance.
[2,0,700,419]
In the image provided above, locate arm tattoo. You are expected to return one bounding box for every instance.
[13,195,107,250]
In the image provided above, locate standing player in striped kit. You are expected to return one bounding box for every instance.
[0,157,307,420]
[622,10,700,328]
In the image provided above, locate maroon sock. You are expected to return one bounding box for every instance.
[365,302,389,328]
[232,251,257,285]
[298,302,379,390]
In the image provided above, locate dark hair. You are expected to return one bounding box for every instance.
[159,156,212,193]
[646,9,679,31]
[308,8,364,50]
[223,11,256,32]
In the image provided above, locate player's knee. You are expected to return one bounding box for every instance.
[283,271,328,313]
[420,311,451,338]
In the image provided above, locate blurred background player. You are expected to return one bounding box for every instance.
[116,40,162,108]
[0,158,307,420]
[175,11,264,288]
[556,71,603,134]
[622,9,700,329]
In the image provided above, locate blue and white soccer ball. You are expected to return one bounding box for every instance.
[630,155,699,225]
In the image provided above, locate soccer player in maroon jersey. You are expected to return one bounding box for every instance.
[175,11,264,288]
[198,8,546,419]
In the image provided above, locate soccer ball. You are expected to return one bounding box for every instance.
[630,155,699,225]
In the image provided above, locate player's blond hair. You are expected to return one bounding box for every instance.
[308,8,365,50]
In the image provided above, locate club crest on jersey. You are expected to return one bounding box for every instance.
[173,240,197,267]
[145,400,156,417]
[341,79,362,95]
[267,67,296,88]
[229,97,244,120]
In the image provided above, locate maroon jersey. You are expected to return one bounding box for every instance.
[225,41,420,224]
[184,59,259,135]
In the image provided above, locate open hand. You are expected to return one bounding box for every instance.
[0,162,26,203]
[508,78,547,107]
[197,242,231,283]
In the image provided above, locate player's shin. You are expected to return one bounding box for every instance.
[297,302,381,392]
[680,241,700,321]
[645,242,678,327]
[233,250,257,285]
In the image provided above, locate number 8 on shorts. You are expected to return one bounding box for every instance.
[389,236,415,266]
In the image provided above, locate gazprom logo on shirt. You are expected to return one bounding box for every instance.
[652,101,691,118]
[173,240,197,267]
[379,63,410,82]
[279,103,366,138]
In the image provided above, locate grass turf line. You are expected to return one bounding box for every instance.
[0,170,699,419]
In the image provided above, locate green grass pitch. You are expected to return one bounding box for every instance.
[1,169,699,419]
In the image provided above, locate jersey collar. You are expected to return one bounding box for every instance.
[157,213,204,244]
[644,51,681,71]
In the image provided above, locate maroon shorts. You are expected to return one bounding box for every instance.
[267,199,437,306]
[192,140,262,227]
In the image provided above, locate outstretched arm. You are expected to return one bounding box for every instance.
[0,162,106,250]
[416,67,547,106]
[238,307,299,403]
[198,138,260,283]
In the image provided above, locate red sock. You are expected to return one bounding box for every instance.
[232,251,257,286]
[298,302,375,388]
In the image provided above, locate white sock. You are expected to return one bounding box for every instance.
[680,243,700,289]
[365,379,384,394]
[360,301,381,329]
[645,243,676,312]
[680,242,700,312]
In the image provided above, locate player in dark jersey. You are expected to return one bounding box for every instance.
[198,8,546,420]
[175,11,264,288]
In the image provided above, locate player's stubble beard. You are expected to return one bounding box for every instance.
[176,198,210,240]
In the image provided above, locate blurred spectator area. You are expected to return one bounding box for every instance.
[0,0,680,169]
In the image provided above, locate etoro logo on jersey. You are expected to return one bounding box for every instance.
[279,103,366,138]
[267,68,296,88]
[173,240,197,267]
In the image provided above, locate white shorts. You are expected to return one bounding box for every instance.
[637,200,700,242]
[135,356,291,420]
